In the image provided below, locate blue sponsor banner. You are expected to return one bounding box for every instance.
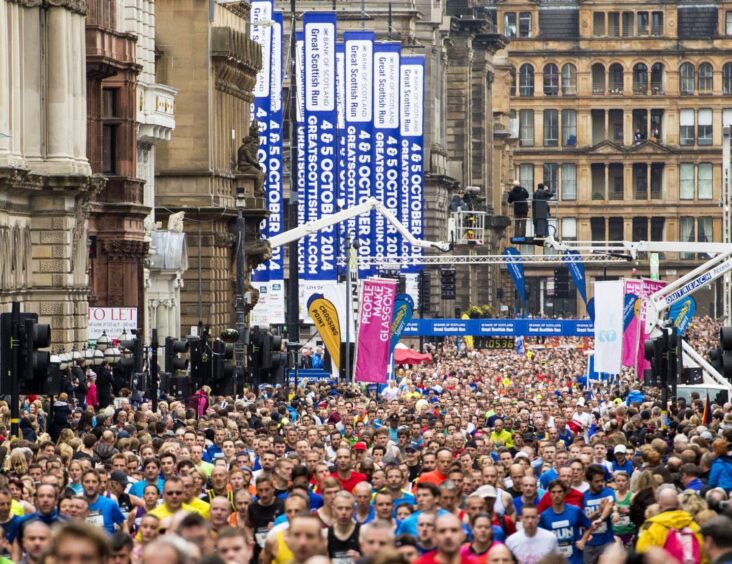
[303,13,338,281]
[295,32,305,278]
[502,247,526,305]
[402,318,595,337]
[400,56,424,274]
[374,42,401,264]
[623,293,638,331]
[563,249,587,303]
[250,0,273,288]
[669,296,696,335]
[335,43,349,252]
[344,31,376,277]
[388,294,414,380]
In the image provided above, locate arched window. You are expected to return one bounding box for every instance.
[724,63,732,95]
[519,64,534,97]
[591,63,605,94]
[680,62,695,95]
[561,63,577,95]
[609,63,624,93]
[698,62,713,94]
[543,63,559,96]
[633,63,648,94]
[651,63,664,94]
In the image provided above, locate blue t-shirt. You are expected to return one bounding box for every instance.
[87,496,125,534]
[611,459,634,476]
[392,491,416,515]
[583,488,615,547]
[396,509,448,537]
[539,504,592,564]
[539,467,558,489]
[129,478,164,499]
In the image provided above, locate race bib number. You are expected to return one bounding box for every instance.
[332,553,353,564]
[558,544,573,557]
[255,528,269,548]
[87,512,104,528]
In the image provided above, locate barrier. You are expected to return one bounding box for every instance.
[402,318,593,337]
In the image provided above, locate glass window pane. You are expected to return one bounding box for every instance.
[519,64,534,96]
[698,108,712,145]
[562,217,577,239]
[651,12,663,36]
[679,163,695,199]
[698,63,713,94]
[608,12,620,37]
[519,13,532,37]
[561,164,577,200]
[543,163,558,194]
[727,11,732,35]
[561,64,577,95]
[637,12,649,35]
[698,163,713,199]
[504,13,517,37]
[519,164,534,191]
[590,217,606,241]
[593,12,605,36]
[543,64,559,96]
[519,109,534,147]
[622,12,634,36]
[698,217,712,243]
[723,108,732,126]
[608,217,624,241]
[680,63,695,95]
[561,109,576,145]
[543,109,558,146]
[724,63,732,95]
[680,109,695,145]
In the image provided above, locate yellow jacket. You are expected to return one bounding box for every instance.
[636,510,707,564]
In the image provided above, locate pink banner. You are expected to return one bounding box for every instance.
[622,278,666,377]
[355,278,397,384]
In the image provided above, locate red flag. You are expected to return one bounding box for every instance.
[702,393,712,425]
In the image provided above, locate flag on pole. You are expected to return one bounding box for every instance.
[702,393,712,425]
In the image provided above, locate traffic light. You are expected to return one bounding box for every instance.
[712,326,732,381]
[554,268,571,298]
[0,311,52,395]
[119,330,143,373]
[440,268,456,300]
[165,337,189,374]
[261,332,283,370]
[418,271,431,312]
[189,335,213,389]
[212,339,235,394]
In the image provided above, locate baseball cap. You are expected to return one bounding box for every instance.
[613,444,627,455]
[110,470,129,486]
[405,445,419,454]
[700,431,714,441]
[353,442,367,452]
[472,485,497,499]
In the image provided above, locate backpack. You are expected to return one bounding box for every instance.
[663,526,700,564]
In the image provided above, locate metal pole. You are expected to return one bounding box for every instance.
[151,329,159,412]
[723,126,731,324]
[345,235,351,383]
[10,302,19,438]
[235,208,248,383]
[286,0,300,346]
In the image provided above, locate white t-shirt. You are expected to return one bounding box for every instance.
[506,527,560,564]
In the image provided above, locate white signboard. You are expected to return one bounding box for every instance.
[87,307,138,342]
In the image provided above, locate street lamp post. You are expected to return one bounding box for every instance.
[234,186,248,388]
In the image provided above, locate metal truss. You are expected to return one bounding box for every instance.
[347,253,628,267]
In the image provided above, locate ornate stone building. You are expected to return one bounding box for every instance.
[0,0,98,348]
[155,1,267,334]
[491,0,731,316]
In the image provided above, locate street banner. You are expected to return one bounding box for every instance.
[387,293,414,380]
[336,43,350,243]
[249,0,273,325]
[400,55,425,275]
[295,31,306,318]
[502,247,526,305]
[402,318,595,337]
[344,31,375,277]
[302,13,338,308]
[623,293,638,331]
[374,42,402,266]
[621,278,667,376]
[88,308,138,343]
[563,249,587,303]
[307,294,341,372]
[355,278,397,383]
[669,296,697,335]
[594,280,624,374]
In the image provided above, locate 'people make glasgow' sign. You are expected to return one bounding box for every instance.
[402,318,594,337]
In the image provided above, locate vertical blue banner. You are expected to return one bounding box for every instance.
[303,13,338,286]
[669,296,696,335]
[335,44,349,244]
[345,31,375,277]
[563,249,587,304]
[249,0,273,324]
[387,293,414,380]
[503,247,526,305]
[400,56,425,275]
[374,42,401,264]
[295,32,305,281]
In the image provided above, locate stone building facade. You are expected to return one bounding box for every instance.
[491,0,731,316]
[0,0,98,348]
[155,1,267,335]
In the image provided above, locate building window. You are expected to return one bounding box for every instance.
[561,217,577,241]
[504,13,517,37]
[509,66,517,96]
[591,217,606,241]
[543,64,559,96]
[633,63,648,94]
[724,63,732,95]
[650,163,664,199]
[727,11,732,35]
[680,163,695,199]
[543,110,558,146]
[593,12,605,36]
[698,216,712,243]
[608,217,624,241]
[518,12,532,37]
[562,109,577,145]
[724,108,732,128]
[591,163,606,200]
[561,64,577,95]
[608,12,620,36]
[633,163,648,199]
[519,164,534,191]
[632,217,648,241]
[680,109,695,145]
[561,164,577,200]
[543,163,558,194]
[637,11,649,35]
[591,64,606,94]
[609,163,624,200]
[680,63,695,95]
[622,12,634,36]
[101,88,119,175]
[698,108,713,145]
[519,110,534,147]
[651,63,664,94]
[651,11,664,35]
[698,63,713,94]
[650,109,664,141]
[680,216,694,258]
[609,63,624,94]
[519,64,534,96]
[651,217,665,241]
[698,162,713,199]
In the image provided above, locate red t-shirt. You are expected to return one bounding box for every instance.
[536,487,584,513]
[330,471,367,493]
[417,469,447,487]
[416,550,475,564]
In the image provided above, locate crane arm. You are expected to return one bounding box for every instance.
[266,197,452,252]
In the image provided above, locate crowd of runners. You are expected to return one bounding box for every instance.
[0,315,731,564]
